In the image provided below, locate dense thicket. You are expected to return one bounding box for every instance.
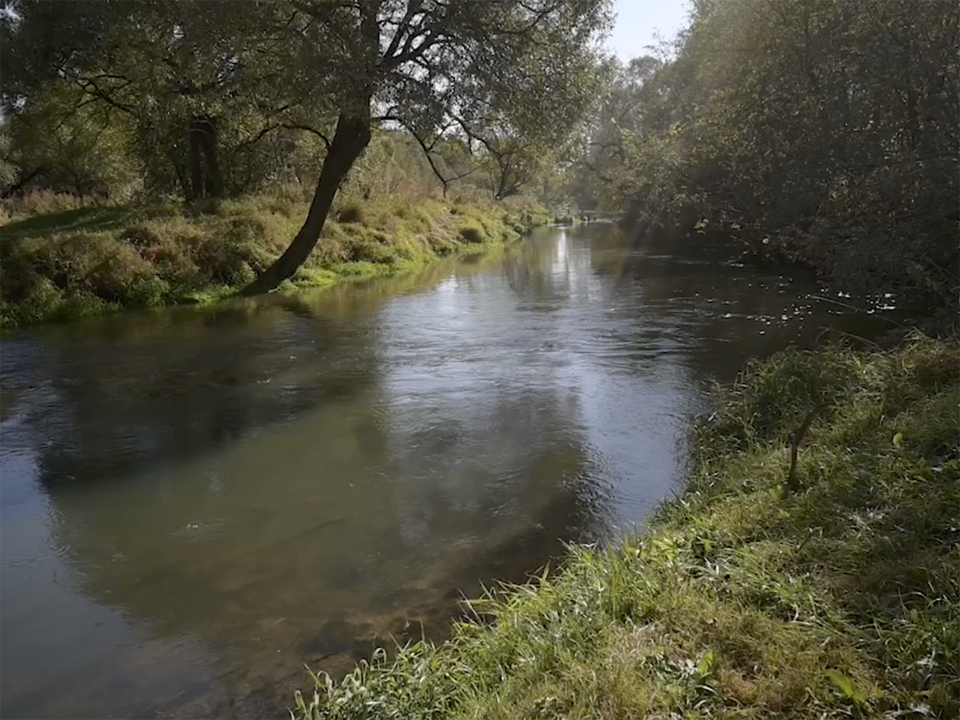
[568,0,959,311]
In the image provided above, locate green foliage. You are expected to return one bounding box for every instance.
[696,345,864,456]
[561,55,663,212]
[570,0,958,311]
[337,203,366,225]
[1,76,143,201]
[457,222,488,245]
[294,336,960,720]
[0,126,17,190]
[0,194,545,327]
[1,0,610,205]
[2,0,610,292]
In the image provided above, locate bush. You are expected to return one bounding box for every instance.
[698,344,864,456]
[152,240,202,288]
[195,235,265,285]
[55,288,108,320]
[16,275,63,324]
[121,223,165,249]
[0,190,85,222]
[337,203,365,224]
[86,242,155,301]
[458,222,488,244]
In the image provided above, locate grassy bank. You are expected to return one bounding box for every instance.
[296,335,959,719]
[0,192,550,328]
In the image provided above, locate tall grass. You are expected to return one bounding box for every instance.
[294,335,960,719]
[0,189,89,223]
[0,194,545,328]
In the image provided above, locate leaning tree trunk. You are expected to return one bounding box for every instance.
[240,113,371,296]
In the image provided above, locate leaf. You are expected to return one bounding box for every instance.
[698,650,717,678]
[825,669,867,705]
[893,432,903,448]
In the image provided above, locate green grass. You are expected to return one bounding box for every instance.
[0,193,548,328]
[294,334,960,720]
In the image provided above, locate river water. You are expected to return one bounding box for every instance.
[0,224,890,718]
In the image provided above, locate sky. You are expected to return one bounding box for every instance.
[607,0,691,62]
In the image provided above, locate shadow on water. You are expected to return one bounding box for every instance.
[0,225,896,718]
[1,249,515,492]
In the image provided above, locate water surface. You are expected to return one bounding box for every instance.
[0,224,889,718]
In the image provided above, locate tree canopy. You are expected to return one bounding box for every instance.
[2,0,612,291]
[565,0,958,309]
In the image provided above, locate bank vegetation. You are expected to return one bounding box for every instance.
[295,335,960,720]
[0,182,548,328]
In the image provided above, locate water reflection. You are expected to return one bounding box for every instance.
[0,225,889,718]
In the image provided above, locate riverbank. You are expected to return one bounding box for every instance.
[296,334,959,719]
[0,193,550,329]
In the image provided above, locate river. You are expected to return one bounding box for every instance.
[0,223,891,718]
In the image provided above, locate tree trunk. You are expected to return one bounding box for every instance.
[186,117,223,200]
[197,117,223,197]
[170,154,191,202]
[240,113,371,296]
[188,121,204,201]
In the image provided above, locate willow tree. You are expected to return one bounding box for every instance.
[3,0,610,291]
[239,0,611,294]
[562,55,663,212]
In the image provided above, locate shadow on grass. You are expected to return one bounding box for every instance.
[1,206,134,245]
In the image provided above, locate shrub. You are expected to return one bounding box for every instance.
[17,275,63,324]
[86,242,155,301]
[121,224,165,249]
[1,190,85,221]
[153,240,202,288]
[337,203,365,224]
[195,235,267,285]
[458,222,488,244]
[55,289,108,320]
[343,232,398,265]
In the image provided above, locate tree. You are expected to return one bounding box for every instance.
[0,126,17,193]
[3,0,611,293]
[558,55,664,212]
[1,0,310,200]
[240,0,612,294]
[2,81,141,200]
[599,0,958,307]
